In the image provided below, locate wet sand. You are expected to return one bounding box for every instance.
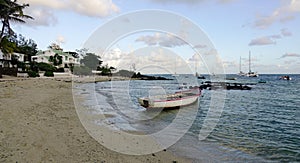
[0,77,189,162]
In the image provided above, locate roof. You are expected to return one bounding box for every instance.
[35,49,75,57]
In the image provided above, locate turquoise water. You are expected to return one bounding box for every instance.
[88,74,300,162]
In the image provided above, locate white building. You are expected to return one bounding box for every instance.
[31,49,80,68]
[0,51,25,67]
[14,53,25,62]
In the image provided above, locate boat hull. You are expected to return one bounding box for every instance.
[138,89,201,109]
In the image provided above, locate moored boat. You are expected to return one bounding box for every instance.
[279,75,292,80]
[138,88,201,109]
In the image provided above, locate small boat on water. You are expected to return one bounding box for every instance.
[258,79,267,83]
[279,76,292,80]
[246,51,259,77]
[226,77,237,80]
[195,72,205,79]
[138,88,201,109]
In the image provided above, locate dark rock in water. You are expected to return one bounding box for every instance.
[200,81,253,90]
[135,73,172,80]
[113,70,172,80]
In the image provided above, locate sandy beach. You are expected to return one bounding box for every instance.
[0,77,189,162]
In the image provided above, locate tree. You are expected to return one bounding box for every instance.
[0,36,17,54]
[4,34,37,61]
[10,54,18,67]
[80,53,102,70]
[76,48,88,58]
[0,0,33,46]
[49,53,62,66]
[15,34,37,62]
[48,43,63,51]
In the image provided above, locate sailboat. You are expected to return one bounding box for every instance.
[172,56,179,76]
[194,60,205,79]
[246,51,258,77]
[237,56,246,76]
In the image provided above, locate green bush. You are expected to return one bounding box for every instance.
[44,71,54,77]
[28,71,40,78]
[37,62,56,72]
[56,67,65,72]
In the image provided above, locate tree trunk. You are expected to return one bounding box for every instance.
[0,21,6,46]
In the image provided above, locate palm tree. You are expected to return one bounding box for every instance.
[0,0,33,45]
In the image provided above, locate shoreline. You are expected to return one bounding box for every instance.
[0,78,190,162]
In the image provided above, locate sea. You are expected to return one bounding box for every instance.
[74,74,300,162]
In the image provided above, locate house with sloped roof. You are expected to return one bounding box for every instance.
[31,49,80,68]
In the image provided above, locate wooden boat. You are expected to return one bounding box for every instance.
[138,88,201,109]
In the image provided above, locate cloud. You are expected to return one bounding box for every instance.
[249,37,275,46]
[253,0,300,29]
[24,7,58,26]
[68,0,119,18]
[193,44,207,49]
[19,0,119,26]
[269,35,282,39]
[249,35,280,46]
[280,53,300,59]
[147,0,236,5]
[148,0,205,4]
[217,0,236,4]
[135,33,187,48]
[202,48,218,56]
[281,28,292,37]
[188,53,202,62]
[222,61,237,68]
[56,35,66,45]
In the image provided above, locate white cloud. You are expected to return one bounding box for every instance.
[202,48,218,56]
[148,0,205,4]
[135,33,187,48]
[19,0,120,26]
[188,53,202,62]
[148,0,236,5]
[249,37,276,46]
[253,0,300,29]
[281,28,292,37]
[280,53,300,59]
[193,44,207,49]
[24,7,58,26]
[69,0,119,18]
[56,35,66,45]
[217,0,236,4]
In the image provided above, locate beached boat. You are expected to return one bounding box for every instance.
[138,88,201,109]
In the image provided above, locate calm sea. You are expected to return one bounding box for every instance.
[78,74,300,162]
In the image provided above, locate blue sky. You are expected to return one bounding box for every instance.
[14,0,300,74]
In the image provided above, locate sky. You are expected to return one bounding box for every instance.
[13,0,300,74]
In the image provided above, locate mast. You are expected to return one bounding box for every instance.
[249,51,251,73]
[239,56,241,73]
